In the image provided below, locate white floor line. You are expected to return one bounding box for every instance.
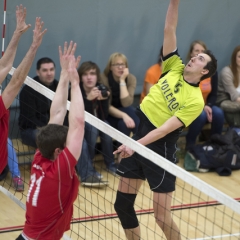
[189,232,240,240]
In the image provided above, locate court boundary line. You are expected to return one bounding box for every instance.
[1,196,239,233]
[189,232,240,240]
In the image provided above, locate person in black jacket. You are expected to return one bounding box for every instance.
[18,57,58,148]
[185,40,225,149]
[75,61,117,187]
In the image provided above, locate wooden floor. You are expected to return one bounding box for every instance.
[1,157,240,240]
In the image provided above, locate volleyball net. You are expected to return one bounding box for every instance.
[0,68,240,239]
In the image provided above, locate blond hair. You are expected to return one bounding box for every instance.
[103,52,128,76]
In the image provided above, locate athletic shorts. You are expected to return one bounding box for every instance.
[117,107,181,193]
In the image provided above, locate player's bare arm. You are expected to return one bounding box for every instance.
[114,116,183,158]
[2,17,46,110]
[163,0,179,57]
[137,116,183,146]
[49,41,81,125]
[66,54,85,160]
[0,5,31,84]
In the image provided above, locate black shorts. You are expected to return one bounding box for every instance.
[117,108,181,193]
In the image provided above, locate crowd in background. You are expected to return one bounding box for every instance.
[4,39,240,190]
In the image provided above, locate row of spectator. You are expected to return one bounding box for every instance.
[6,40,240,189]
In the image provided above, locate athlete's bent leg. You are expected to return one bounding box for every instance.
[153,192,181,240]
[115,177,143,240]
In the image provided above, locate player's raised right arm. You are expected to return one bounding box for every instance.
[66,55,85,160]
[163,0,180,57]
[0,5,31,84]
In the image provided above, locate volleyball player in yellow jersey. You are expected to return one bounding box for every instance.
[113,0,217,240]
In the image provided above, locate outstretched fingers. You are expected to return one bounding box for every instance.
[35,17,45,30]
[60,41,77,57]
[16,5,26,20]
[70,42,77,55]
[66,41,74,55]
[59,45,63,59]
[75,56,81,69]
[59,41,79,71]
[16,4,31,34]
[63,41,68,55]
[66,41,77,56]
[59,41,66,59]
[32,17,47,47]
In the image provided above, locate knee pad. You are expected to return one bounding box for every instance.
[114,191,139,229]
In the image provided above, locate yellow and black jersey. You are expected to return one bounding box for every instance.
[140,49,204,128]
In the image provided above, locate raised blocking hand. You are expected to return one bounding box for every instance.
[15,5,31,34]
[59,41,81,72]
[32,17,47,48]
[59,41,81,70]
[68,55,80,85]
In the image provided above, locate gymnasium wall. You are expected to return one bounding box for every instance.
[0,0,240,96]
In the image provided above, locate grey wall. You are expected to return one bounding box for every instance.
[1,0,240,96]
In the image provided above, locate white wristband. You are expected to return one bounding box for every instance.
[119,83,126,86]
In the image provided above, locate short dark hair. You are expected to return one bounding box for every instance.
[36,57,55,70]
[77,61,101,83]
[36,124,68,159]
[200,50,217,81]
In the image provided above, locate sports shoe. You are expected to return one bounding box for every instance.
[81,176,108,187]
[13,177,24,192]
[105,163,118,176]
[94,170,103,179]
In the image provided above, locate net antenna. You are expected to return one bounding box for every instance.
[2,0,7,57]
[0,0,7,93]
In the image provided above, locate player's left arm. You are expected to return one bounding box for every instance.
[114,116,183,158]
[138,116,183,145]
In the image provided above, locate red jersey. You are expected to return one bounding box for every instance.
[0,96,9,174]
[23,148,79,240]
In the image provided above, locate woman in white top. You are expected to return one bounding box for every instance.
[217,45,240,127]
